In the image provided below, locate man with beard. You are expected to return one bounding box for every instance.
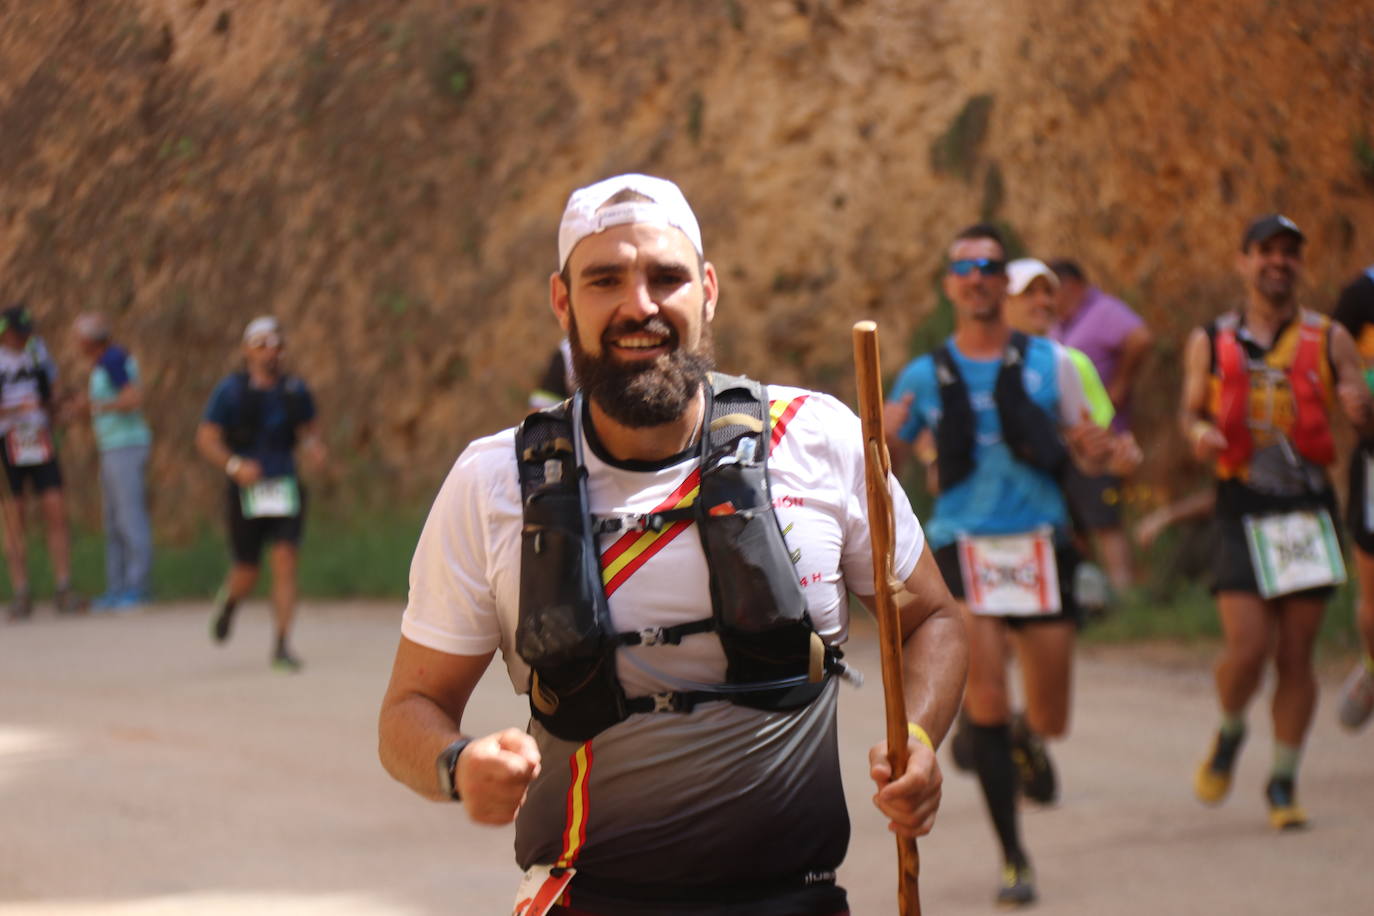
[196,317,328,672]
[1182,214,1373,829]
[884,225,1111,907]
[378,174,968,916]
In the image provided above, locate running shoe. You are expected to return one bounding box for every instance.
[997,861,1036,907]
[1194,728,1245,805]
[210,588,236,644]
[54,587,87,615]
[1264,776,1308,831]
[1011,713,1058,804]
[272,646,303,673]
[91,589,143,614]
[7,589,33,621]
[1336,664,1374,731]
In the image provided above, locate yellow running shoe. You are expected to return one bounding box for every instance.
[1265,777,1308,831]
[1194,729,1244,805]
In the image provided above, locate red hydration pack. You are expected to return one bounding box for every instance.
[1213,311,1334,477]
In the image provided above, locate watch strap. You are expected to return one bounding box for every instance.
[436,737,472,801]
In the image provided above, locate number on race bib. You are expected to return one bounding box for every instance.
[5,425,52,467]
[1244,509,1346,599]
[958,529,1061,617]
[239,477,301,518]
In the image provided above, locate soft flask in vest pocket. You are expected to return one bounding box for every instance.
[515,429,624,740]
[698,445,820,709]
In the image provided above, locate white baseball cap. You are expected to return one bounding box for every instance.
[242,315,282,344]
[1006,258,1060,296]
[557,173,703,270]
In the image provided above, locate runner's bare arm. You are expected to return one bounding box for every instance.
[859,543,968,837]
[1329,322,1374,435]
[883,392,916,478]
[1179,327,1227,462]
[195,420,262,485]
[378,637,540,824]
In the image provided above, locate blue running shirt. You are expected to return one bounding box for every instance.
[889,335,1083,549]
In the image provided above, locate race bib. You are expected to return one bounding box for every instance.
[511,865,575,916]
[239,477,300,518]
[1244,509,1346,599]
[958,528,1061,616]
[5,425,52,467]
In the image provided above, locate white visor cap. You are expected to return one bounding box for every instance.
[1006,258,1060,297]
[557,173,703,271]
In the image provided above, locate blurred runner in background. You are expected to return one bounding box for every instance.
[196,317,327,672]
[0,303,83,618]
[1049,259,1153,596]
[1181,214,1372,829]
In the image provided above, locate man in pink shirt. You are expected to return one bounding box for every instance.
[1048,260,1153,594]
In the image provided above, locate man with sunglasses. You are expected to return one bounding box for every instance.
[1182,215,1373,830]
[885,224,1110,907]
[196,317,327,672]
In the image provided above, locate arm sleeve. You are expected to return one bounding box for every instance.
[401,442,508,656]
[1052,342,1091,427]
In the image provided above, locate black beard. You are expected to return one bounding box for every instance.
[568,312,715,428]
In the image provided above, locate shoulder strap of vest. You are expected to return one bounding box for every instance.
[515,398,576,498]
[1003,330,1030,365]
[704,372,769,461]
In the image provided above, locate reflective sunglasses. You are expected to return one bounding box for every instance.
[246,333,282,350]
[948,258,1006,277]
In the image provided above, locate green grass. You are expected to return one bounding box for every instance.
[0,508,427,603]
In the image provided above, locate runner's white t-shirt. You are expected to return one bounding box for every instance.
[403,385,925,695]
[0,344,51,437]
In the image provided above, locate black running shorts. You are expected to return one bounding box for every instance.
[933,540,1082,629]
[0,452,62,496]
[225,482,307,566]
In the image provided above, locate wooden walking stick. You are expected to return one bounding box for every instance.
[852,320,921,916]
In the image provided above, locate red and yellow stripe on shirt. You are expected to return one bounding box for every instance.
[555,741,594,869]
[598,394,810,598]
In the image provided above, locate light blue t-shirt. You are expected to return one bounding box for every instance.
[90,346,152,452]
[888,335,1071,549]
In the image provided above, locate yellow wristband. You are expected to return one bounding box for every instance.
[907,722,934,751]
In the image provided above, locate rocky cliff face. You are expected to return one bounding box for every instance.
[3,0,1373,533]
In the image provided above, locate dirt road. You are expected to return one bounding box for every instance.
[1,602,1370,914]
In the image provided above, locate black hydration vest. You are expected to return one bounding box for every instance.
[933,332,1069,491]
[223,371,311,453]
[514,373,841,743]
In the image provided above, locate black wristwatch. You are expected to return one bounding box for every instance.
[436,737,472,801]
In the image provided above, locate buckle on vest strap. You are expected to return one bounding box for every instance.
[651,692,680,712]
[638,626,666,646]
